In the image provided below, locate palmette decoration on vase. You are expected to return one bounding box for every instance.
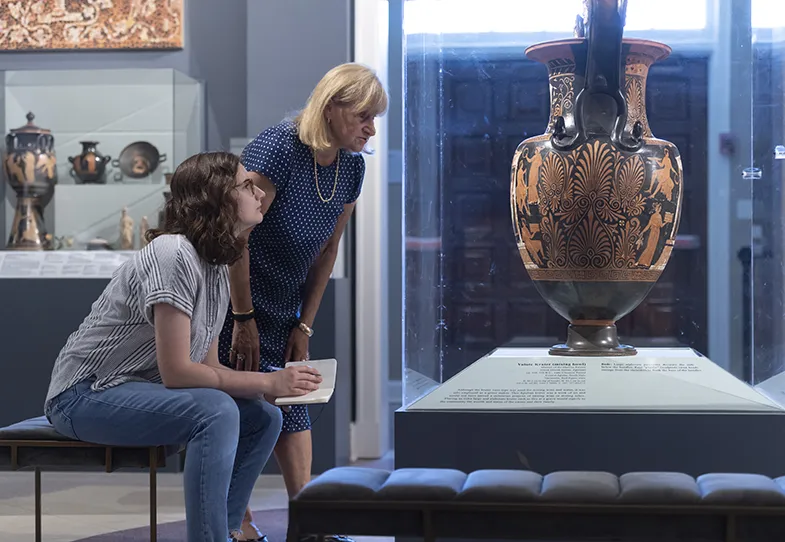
[3,112,57,250]
[510,0,683,356]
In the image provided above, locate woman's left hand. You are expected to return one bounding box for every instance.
[284,327,310,362]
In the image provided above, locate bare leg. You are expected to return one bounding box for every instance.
[239,431,312,540]
[274,430,313,498]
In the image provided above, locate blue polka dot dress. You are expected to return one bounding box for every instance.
[218,120,365,433]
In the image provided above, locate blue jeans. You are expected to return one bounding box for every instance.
[47,379,283,542]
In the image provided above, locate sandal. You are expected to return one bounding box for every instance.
[247,522,269,542]
[298,536,354,542]
[233,522,269,542]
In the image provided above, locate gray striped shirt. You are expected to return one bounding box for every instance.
[44,234,230,413]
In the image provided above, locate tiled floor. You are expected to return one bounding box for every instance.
[0,453,394,542]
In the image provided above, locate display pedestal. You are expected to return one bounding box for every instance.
[395,347,785,476]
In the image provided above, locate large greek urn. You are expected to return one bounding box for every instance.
[510,0,683,356]
[3,112,57,250]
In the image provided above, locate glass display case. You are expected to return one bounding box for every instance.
[0,68,204,277]
[401,0,785,412]
[749,10,785,397]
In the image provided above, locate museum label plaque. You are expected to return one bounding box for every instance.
[408,348,784,412]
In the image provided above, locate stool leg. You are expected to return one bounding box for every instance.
[34,467,42,542]
[149,448,158,542]
[726,514,736,542]
[423,510,435,542]
[286,508,299,542]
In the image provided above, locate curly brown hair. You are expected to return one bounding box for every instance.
[145,152,244,265]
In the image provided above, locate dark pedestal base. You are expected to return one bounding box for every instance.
[549,324,636,356]
[395,408,785,477]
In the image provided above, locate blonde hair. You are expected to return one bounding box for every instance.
[295,63,388,152]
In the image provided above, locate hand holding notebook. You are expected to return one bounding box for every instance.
[274,358,337,406]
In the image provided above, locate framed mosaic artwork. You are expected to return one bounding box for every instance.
[0,0,184,51]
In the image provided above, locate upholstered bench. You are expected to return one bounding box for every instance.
[288,467,785,542]
[0,416,174,542]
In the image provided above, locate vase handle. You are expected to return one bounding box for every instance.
[552,0,643,152]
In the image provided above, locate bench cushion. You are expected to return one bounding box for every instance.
[290,467,391,500]
[291,467,785,542]
[698,473,785,505]
[377,468,466,500]
[0,416,74,441]
[457,469,542,502]
[619,472,701,503]
[0,416,174,471]
[540,470,619,503]
[296,467,785,507]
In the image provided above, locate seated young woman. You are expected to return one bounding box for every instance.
[43,151,322,542]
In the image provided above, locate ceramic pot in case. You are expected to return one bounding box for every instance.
[112,141,167,181]
[68,141,111,184]
[3,112,57,250]
[510,0,684,356]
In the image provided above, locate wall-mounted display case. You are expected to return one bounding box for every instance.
[397,0,785,475]
[0,68,204,277]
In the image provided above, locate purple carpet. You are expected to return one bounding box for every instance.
[75,508,287,542]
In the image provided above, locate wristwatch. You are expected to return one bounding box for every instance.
[297,321,314,337]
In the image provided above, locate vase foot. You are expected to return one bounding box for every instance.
[549,324,637,356]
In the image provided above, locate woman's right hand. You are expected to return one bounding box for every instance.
[230,319,260,372]
[268,366,322,398]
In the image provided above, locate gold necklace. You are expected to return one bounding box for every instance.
[313,150,340,203]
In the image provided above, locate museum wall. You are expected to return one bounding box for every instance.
[246,0,353,137]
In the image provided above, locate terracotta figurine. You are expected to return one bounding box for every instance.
[119,207,134,250]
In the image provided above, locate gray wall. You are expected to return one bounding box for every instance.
[246,0,352,136]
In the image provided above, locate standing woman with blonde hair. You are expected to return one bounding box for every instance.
[217,62,388,542]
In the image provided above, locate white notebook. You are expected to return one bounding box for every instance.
[274,358,337,406]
